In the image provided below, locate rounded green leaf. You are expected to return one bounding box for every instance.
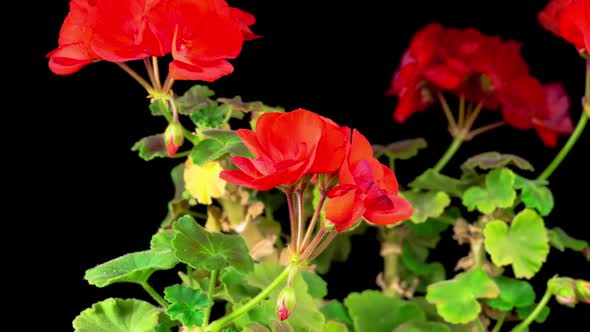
[426,269,499,324]
[461,152,534,173]
[483,209,549,279]
[73,298,159,332]
[85,231,178,287]
[393,321,451,332]
[514,176,554,216]
[402,191,451,223]
[485,276,535,311]
[173,215,254,273]
[344,290,426,332]
[462,168,516,214]
[164,285,212,327]
[321,301,353,329]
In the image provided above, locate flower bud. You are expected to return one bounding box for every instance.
[575,280,590,304]
[549,277,577,307]
[276,287,296,321]
[164,122,184,156]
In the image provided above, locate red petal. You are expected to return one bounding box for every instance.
[169,58,234,81]
[364,195,413,226]
[326,185,366,232]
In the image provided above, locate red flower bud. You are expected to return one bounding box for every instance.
[164,122,184,156]
[549,277,578,307]
[276,287,296,321]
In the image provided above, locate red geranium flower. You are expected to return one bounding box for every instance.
[48,0,258,82]
[385,23,444,123]
[220,109,350,190]
[325,130,413,232]
[47,0,100,75]
[539,0,590,54]
[500,77,573,147]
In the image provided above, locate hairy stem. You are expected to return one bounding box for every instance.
[143,58,158,91]
[492,312,506,332]
[206,266,291,332]
[511,285,553,332]
[433,136,463,172]
[140,281,168,308]
[468,121,506,139]
[203,269,219,327]
[437,92,458,130]
[300,228,327,262]
[152,56,163,92]
[285,189,297,252]
[116,62,154,94]
[296,189,306,252]
[300,190,328,251]
[538,61,589,180]
[307,231,336,262]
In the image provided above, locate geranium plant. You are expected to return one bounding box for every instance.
[49,0,589,331]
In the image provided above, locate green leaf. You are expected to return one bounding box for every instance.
[344,290,426,332]
[483,209,549,279]
[173,215,254,273]
[189,105,228,128]
[320,301,353,329]
[244,263,325,332]
[176,85,215,114]
[408,213,455,237]
[409,169,471,197]
[190,130,252,165]
[461,152,534,173]
[373,138,428,161]
[514,176,554,216]
[164,285,212,327]
[401,242,438,276]
[548,227,589,260]
[484,276,535,311]
[324,321,349,332]
[462,168,516,214]
[393,321,451,332]
[73,298,159,332]
[426,269,500,324]
[217,267,259,302]
[402,191,451,223]
[85,230,178,287]
[131,134,167,161]
[516,303,550,323]
[301,271,328,298]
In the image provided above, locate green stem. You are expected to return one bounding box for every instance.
[437,92,458,130]
[203,269,219,327]
[538,60,589,180]
[187,266,195,288]
[206,266,292,332]
[115,62,154,94]
[511,286,553,332]
[285,190,297,252]
[492,312,506,332]
[140,281,169,308]
[300,190,328,251]
[433,136,463,172]
[475,317,486,332]
[171,150,191,159]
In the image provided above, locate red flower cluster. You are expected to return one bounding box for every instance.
[47,0,257,81]
[386,23,573,147]
[220,109,413,232]
[539,0,590,55]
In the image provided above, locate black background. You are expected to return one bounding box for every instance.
[28,0,589,330]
